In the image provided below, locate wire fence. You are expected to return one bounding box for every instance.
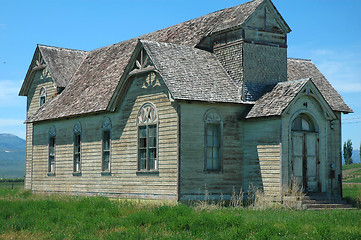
[0,179,24,190]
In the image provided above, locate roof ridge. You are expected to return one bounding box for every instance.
[37,44,88,52]
[288,57,312,61]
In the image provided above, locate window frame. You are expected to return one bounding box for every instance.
[101,118,112,175]
[39,87,46,107]
[137,103,159,173]
[73,122,82,175]
[48,126,56,176]
[204,110,223,172]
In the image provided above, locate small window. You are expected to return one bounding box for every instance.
[204,110,222,171]
[102,118,112,173]
[48,126,56,175]
[39,87,46,107]
[73,122,82,174]
[137,104,158,171]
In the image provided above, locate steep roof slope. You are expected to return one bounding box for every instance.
[27,0,264,122]
[246,79,309,118]
[19,45,88,96]
[142,40,241,103]
[288,58,353,113]
[38,45,88,88]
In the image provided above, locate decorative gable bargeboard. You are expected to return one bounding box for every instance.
[19,0,352,200]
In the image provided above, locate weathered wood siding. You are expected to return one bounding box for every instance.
[25,67,57,190]
[31,73,178,199]
[179,103,246,200]
[243,117,282,196]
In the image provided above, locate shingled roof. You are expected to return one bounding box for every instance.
[288,58,353,113]
[245,79,309,118]
[26,0,264,122]
[142,40,241,103]
[19,45,88,96]
[24,0,351,123]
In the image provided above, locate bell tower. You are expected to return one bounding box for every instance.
[210,0,291,101]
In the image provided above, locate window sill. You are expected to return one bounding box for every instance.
[47,172,56,176]
[136,170,159,176]
[204,169,223,174]
[101,171,111,176]
[72,172,82,176]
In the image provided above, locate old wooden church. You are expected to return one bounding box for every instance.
[19,0,352,200]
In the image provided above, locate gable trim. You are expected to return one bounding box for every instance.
[107,40,173,112]
[283,80,337,120]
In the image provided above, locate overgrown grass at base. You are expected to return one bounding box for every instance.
[0,192,360,239]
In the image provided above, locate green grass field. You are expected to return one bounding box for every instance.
[0,192,360,239]
[0,170,360,239]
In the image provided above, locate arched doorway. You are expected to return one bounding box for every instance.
[291,113,320,192]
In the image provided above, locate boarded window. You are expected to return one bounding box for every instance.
[137,104,158,171]
[204,110,222,171]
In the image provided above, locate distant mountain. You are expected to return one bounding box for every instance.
[0,133,25,150]
[0,133,25,178]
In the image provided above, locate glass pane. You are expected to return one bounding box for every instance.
[103,131,110,150]
[74,154,80,172]
[40,96,46,106]
[148,149,155,170]
[139,149,147,169]
[49,146,54,156]
[49,156,54,172]
[103,152,109,171]
[148,125,156,137]
[149,137,156,148]
[301,118,310,131]
[213,124,219,138]
[139,126,146,138]
[207,148,213,169]
[213,147,220,170]
[139,138,147,148]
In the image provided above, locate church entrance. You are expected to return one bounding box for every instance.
[291,114,320,192]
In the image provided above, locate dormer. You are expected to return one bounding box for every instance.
[19,45,88,118]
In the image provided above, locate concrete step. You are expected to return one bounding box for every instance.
[301,193,356,210]
[304,203,354,209]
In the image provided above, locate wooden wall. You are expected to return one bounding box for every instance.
[243,117,282,196]
[31,73,179,199]
[179,102,247,200]
[25,67,57,190]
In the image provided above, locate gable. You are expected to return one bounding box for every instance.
[283,80,337,120]
[244,0,291,34]
[288,58,353,113]
[245,79,338,119]
[19,45,88,96]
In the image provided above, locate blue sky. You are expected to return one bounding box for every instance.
[0,0,360,150]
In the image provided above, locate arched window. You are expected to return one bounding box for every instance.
[39,87,46,107]
[73,122,82,174]
[102,118,112,173]
[204,110,222,171]
[292,114,315,132]
[137,104,158,171]
[48,126,56,175]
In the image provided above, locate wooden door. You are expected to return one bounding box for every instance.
[291,132,319,192]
